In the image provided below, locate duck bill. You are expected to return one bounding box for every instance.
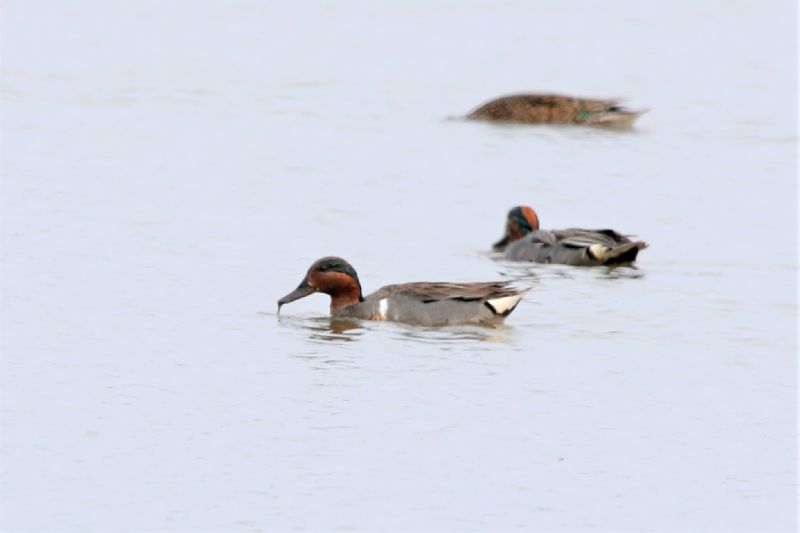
[492,234,510,252]
[277,278,316,312]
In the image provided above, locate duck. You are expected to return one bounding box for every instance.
[277,256,528,326]
[493,206,648,266]
[467,93,646,128]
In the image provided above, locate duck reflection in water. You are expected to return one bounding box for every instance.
[272,310,366,342]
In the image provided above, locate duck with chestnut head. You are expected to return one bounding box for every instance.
[278,257,527,327]
[493,206,648,266]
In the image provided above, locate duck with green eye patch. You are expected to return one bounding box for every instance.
[493,206,648,266]
[278,257,528,327]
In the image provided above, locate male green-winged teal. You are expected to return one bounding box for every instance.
[467,94,646,128]
[277,256,527,326]
[493,206,648,266]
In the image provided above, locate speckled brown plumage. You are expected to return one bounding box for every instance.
[467,93,646,127]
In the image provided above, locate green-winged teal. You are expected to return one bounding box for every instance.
[278,257,528,326]
[468,93,646,127]
[493,206,648,266]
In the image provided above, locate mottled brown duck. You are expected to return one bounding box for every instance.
[468,94,646,128]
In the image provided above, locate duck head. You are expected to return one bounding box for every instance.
[492,206,540,251]
[278,256,364,313]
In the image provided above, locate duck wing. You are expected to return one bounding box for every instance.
[551,229,647,266]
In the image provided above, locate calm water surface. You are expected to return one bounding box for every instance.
[1,1,797,531]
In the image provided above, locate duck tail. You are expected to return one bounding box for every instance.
[590,108,649,129]
[486,289,529,317]
[591,241,648,265]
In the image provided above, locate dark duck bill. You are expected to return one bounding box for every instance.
[277,278,316,314]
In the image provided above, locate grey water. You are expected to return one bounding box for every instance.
[1,1,797,531]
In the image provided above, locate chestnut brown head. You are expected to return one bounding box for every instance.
[278,256,364,312]
[492,206,540,251]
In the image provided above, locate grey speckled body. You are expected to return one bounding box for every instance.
[332,282,526,326]
[505,229,647,266]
